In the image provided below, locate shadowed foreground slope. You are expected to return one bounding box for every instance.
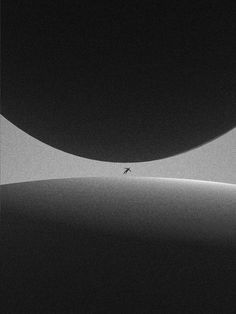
[2,178,236,313]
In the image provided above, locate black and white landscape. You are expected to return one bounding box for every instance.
[2,1,236,313]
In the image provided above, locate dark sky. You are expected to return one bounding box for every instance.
[2,1,236,161]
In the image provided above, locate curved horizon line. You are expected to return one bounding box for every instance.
[2,176,236,187]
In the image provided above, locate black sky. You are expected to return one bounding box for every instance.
[2,1,236,161]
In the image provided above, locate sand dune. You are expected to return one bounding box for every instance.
[2,177,236,313]
[2,177,236,244]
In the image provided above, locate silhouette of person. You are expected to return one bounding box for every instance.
[123,168,131,175]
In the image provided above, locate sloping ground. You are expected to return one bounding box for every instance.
[2,177,236,244]
[2,178,236,313]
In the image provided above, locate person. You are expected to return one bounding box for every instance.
[123,167,131,175]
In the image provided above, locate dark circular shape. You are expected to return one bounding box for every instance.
[2,1,236,161]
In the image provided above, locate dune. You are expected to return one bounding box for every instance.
[2,177,236,313]
[2,177,236,244]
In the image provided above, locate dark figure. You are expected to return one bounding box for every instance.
[123,167,131,175]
